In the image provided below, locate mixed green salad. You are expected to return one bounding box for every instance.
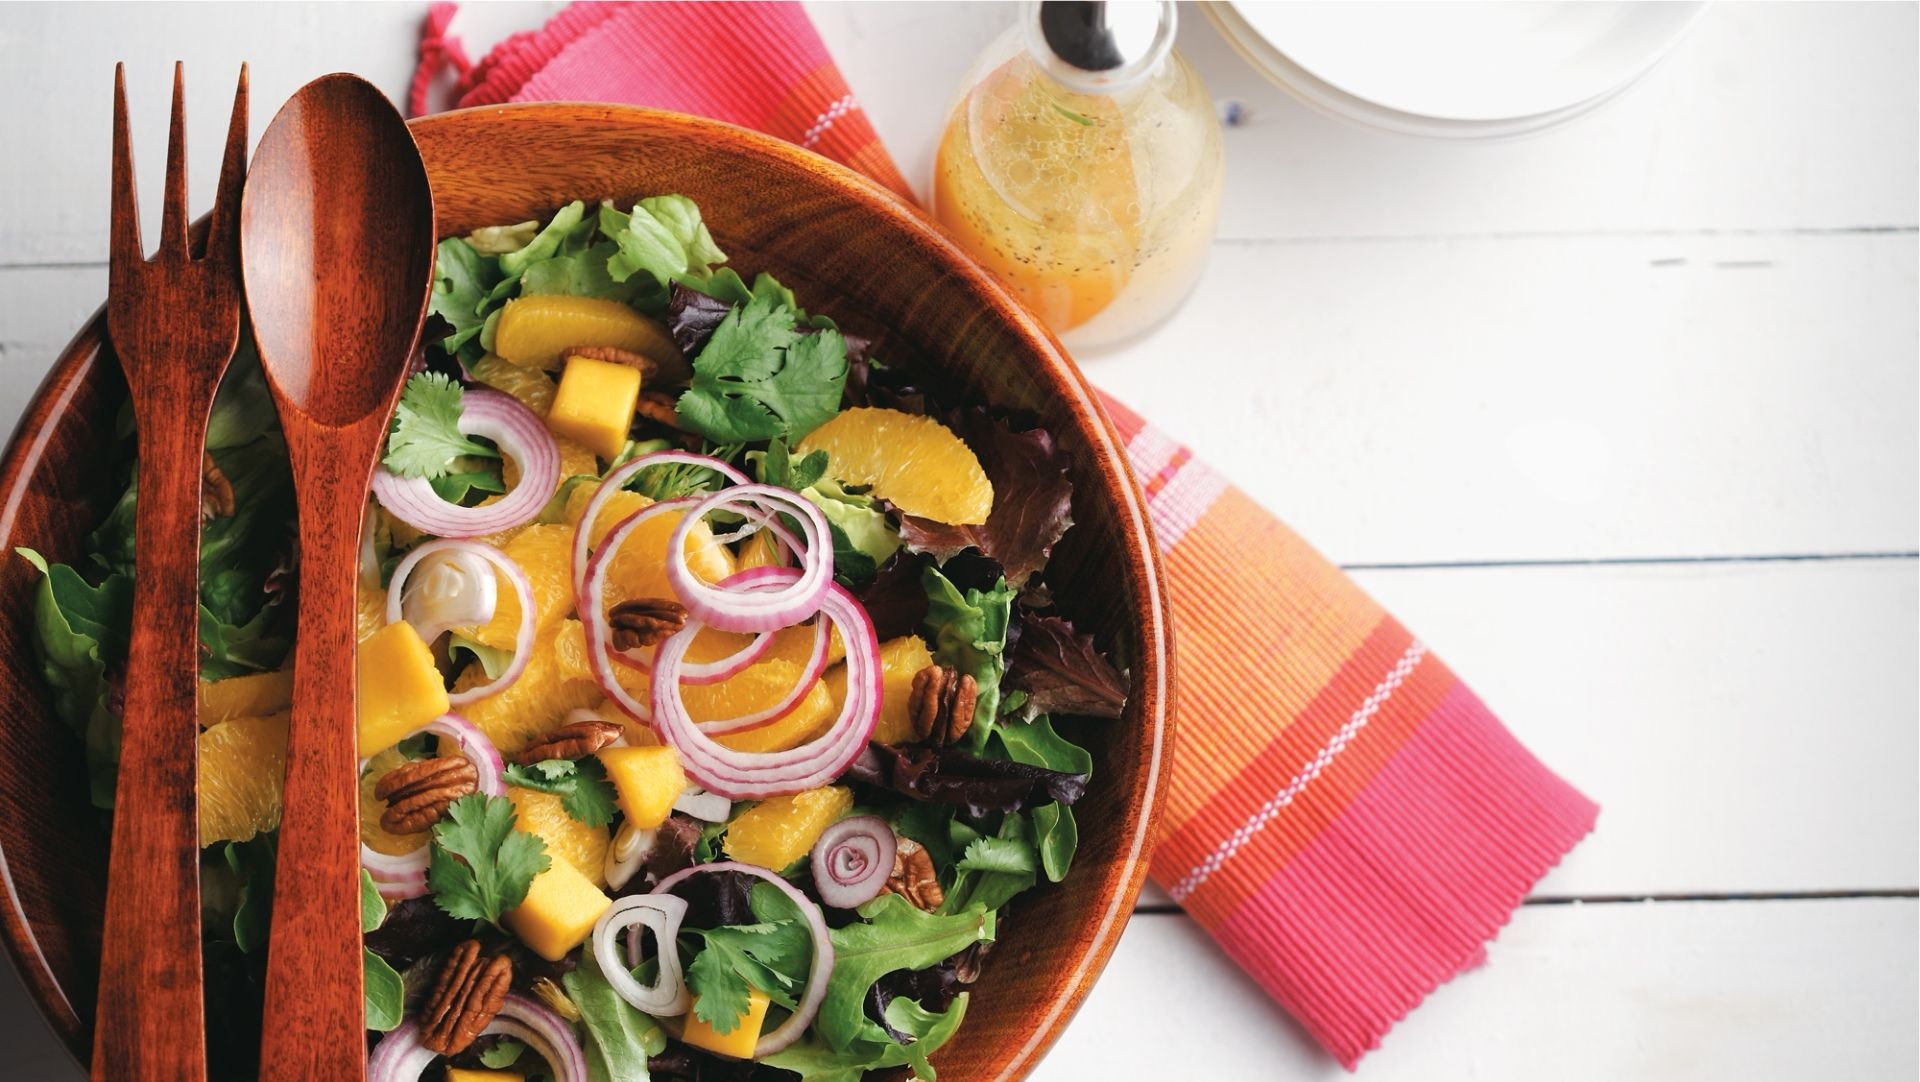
[23,193,1130,1081]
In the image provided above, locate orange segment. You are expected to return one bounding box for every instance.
[565,485,738,610]
[454,618,603,756]
[825,635,934,746]
[612,658,837,755]
[797,408,992,525]
[723,786,852,871]
[199,669,293,729]
[471,352,558,416]
[457,524,576,652]
[509,786,611,888]
[199,712,290,847]
[493,295,680,371]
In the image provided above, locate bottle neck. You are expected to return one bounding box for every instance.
[1022,0,1176,96]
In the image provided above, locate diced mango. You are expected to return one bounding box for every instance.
[446,1071,524,1082]
[198,668,293,728]
[826,636,935,746]
[493,295,679,370]
[681,988,769,1060]
[548,355,642,460]
[598,746,688,829]
[356,621,450,758]
[723,786,852,871]
[505,855,612,961]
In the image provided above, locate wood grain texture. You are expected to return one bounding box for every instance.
[240,74,435,1081]
[0,103,1175,1079]
[90,62,249,1082]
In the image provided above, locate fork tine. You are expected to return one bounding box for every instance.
[109,63,141,272]
[157,61,190,259]
[204,63,249,260]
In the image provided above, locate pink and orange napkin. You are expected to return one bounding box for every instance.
[411,3,1598,1068]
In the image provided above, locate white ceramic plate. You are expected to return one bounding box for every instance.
[1207,1,1707,139]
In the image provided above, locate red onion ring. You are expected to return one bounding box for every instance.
[371,389,560,539]
[592,893,691,1017]
[367,994,587,1082]
[569,450,751,603]
[666,485,832,633]
[809,815,897,909]
[649,574,881,800]
[653,861,835,1056]
[384,539,535,705]
[359,714,505,899]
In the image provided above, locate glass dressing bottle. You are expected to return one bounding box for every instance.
[931,0,1225,350]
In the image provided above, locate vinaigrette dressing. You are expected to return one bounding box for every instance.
[930,2,1224,349]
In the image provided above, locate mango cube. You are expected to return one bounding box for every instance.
[505,855,612,962]
[681,989,770,1060]
[723,786,853,871]
[356,621,450,758]
[546,355,642,460]
[446,1071,524,1082]
[598,745,688,829]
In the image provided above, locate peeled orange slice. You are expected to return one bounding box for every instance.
[199,712,290,847]
[798,407,993,525]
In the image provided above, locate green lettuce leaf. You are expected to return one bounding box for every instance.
[363,948,404,1031]
[805,478,900,586]
[942,812,1037,915]
[815,894,988,1051]
[600,195,726,290]
[921,566,1015,746]
[18,547,130,808]
[429,236,503,357]
[761,993,969,1082]
[564,948,664,1082]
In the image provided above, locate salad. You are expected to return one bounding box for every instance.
[22,193,1131,1080]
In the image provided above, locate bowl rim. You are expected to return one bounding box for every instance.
[0,101,1175,1077]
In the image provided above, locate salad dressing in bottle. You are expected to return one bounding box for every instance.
[932,1,1224,349]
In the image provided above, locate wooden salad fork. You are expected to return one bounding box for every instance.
[240,74,436,1079]
[92,62,249,1081]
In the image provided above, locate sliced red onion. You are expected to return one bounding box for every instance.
[366,993,588,1082]
[385,540,535,706]
[653,862,834,1056]
[810,815,897,909]
[666,485,832,633]
[650,576,881,800]
[371,389,559,538]
[360,843,429,902]
[604,821,658,891]
[592,893,691,1017]
[672,786,733,823]
[569,450,751,603]
[387,540,500,644]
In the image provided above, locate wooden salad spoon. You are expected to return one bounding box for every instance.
[239,74,435,1079]
[92,61,248,1082]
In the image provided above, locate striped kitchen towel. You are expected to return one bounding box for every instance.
[413,2,1599,1068]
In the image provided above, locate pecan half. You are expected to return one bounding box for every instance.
[516,717,623,765]
[608,597,688,652]
[562,345,660,384]
[200,453,235,522]
[908,665,977,747]
[421,939,512,1055]
[375,756,479,834]
[882,836,944,912]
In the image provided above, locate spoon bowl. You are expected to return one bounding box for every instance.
[239,73,435,1081]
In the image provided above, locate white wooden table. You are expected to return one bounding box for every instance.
[1,3,1914,1078]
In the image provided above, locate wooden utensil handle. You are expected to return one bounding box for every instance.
[258,426,378,1081]
[92,410,208,1081]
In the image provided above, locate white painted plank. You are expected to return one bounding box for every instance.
[1042,898,1919,1080]
[4,3,1916,266]
[7,229,1914,563]
[1086,232,1919,563]
[1355,558,1919,896]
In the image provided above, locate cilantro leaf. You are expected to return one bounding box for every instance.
[427,794,550,925]
[943,812,1038,915]
[503,758,619,829]
[686,884,815,1033]
[754,438,830,493]
[675,296,849,444]
[383,373,498,480]
[815,894,988,1051]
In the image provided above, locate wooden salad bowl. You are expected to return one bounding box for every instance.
[0,104,1174,1079]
